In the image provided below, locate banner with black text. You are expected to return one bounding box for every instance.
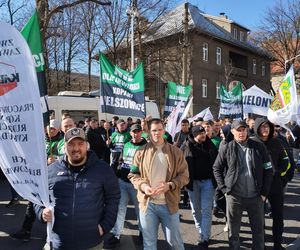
[0,22,49,207]
[164,81,192,117]
[99,53,145,118]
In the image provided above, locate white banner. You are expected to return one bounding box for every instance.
[166,100,184,138]
[243,85,272,116]
[0,22,49,207]
[188,107,214,123]
[268,66,298,126]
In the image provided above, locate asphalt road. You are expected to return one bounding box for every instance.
[0,173,299,250]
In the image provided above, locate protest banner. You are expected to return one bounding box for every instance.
[268,66,298,129]
[99,53,145,118]
[21,10,49,126]
[0,21,57,247]
[219,82,243,119]
[164,81,192,117]
[242,85,272,116]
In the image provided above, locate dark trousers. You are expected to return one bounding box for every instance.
[22,202,36,232]
[268,177,284,246]
[226,194,265,250]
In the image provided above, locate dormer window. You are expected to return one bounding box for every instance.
[233,28,237,39]
[240,31,244,42]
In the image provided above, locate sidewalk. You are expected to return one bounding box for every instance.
[0,172,299,249]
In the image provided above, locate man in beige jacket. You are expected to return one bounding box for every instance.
[129,118,189,250]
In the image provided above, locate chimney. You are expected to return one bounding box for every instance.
[219,12,227,19]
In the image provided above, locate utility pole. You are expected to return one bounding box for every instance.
[126,0,138,71]
[181,2,189,86]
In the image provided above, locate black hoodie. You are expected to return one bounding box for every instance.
[253,118,289,192]
[181,134,218,191]
[253,118,289,176]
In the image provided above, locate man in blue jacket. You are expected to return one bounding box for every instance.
[35,128,120,250]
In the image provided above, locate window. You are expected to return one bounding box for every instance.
[202,79,208,98]
[216,47,222,65]
[253,59,257,75]
[262,62,266,77]
[203,42,208,61]
[240,31,244,42]
[216,82,221,99]
[233,28,237,39]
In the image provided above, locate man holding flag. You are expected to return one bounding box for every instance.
[35,128,120,249]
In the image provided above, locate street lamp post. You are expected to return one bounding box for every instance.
[285,53,300,73]
[126,5,138,71]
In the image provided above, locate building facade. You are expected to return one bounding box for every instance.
[133,3,273,117]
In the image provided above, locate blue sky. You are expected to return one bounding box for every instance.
[173,0,276,31]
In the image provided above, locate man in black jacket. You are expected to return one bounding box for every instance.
[254,118,289,250]
[213,120,273,250]
[85,119,108,161]
[181,125,218,249]
[35,128,120,250]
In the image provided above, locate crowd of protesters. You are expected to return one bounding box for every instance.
[4,111,298,250]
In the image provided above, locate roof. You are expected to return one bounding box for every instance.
[202,13,250,31]
[143,3,271,58]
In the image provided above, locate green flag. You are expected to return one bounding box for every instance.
[21,10,49,125]
[99,53,146,117]
[218,82,243,119]
[164,81,192,117]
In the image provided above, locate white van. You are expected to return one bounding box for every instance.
[47,93,160,122]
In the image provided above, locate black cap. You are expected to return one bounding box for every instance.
[194,117,203,122]
[231,120,247,130]
[130,124,142,132]
[192,125,205,137]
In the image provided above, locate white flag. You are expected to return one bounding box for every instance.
[268,66,298,127]
[166,101,183,138]
[188,107,214,123]
[176,96,193,132]
[243,85,272,116]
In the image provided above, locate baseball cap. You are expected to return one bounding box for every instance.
[192,125,205,137]
[231,120,247,130]
[130,124,142,132]
[64,128,86,143]
[49,119,60,130]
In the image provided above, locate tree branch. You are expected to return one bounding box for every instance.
[45,0,111,31]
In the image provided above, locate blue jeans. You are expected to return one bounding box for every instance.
[187,179,214,242]
[112,179,141,237]
[139,202,184,250]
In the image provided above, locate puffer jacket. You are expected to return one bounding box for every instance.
[34,151,120,250]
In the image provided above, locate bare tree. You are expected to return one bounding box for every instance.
[251,0,300,72]
[96,0,129,64]
[77,2,103,90]
[0,0,33,29]
[35,0,111,92]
